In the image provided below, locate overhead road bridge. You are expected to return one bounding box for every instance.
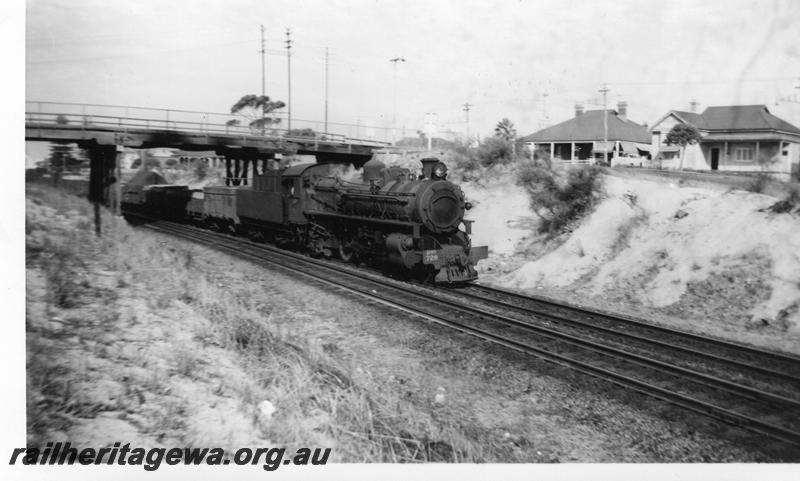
[25,100,391,210]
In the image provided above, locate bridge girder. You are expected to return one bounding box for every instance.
[26,125,376,163]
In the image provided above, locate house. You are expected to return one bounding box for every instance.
[650,105,800,179]
[520,102,651,164]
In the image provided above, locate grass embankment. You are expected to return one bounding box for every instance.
[25,183,477,462]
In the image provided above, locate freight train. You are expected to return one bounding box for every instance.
[121,157,488,283]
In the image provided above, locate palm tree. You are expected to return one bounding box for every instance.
[494,118,517,142]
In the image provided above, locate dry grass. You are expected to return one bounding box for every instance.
[25,183,490,462]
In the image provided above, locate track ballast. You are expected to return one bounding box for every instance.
[139,218,800,450]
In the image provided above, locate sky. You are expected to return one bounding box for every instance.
[22,0,800,142]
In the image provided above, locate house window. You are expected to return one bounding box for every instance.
[734,148,754,162]
[782,142,789,156]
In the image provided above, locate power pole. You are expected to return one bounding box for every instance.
[324,47,329,135]
[260,24,267,134]
[424,112,437,151]
[542,92,549,127]
[389,57,405,144]
[599,83,609,164]
[285,28,292,132]
[462,102,472,144]
[260,25,266,97]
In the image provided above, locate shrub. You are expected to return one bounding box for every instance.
[787,183,800,204]
[517,162,603,234]
[763,183,800,213]
[747,173,771,193]
[475,137,514,167]
[194,159,208,179]
[449,137,524,181]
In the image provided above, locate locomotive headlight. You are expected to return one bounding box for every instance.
[432,162,448,179]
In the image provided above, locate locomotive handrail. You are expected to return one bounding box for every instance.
[303,210,415,227]
[340,192,411,204]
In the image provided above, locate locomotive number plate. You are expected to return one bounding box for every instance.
[423,250,439,263]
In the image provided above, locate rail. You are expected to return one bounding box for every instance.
[134,217,800,450]
[25,100,393,147]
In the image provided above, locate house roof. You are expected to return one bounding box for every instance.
[699,105,800,133]
[520,109,650,143]
[653,105,800,135]
[670,110,708,129]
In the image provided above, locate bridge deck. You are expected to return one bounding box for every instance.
[26,101,389,160]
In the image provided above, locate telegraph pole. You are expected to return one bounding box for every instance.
[599,83,609,164]
[389,57,405,143]
[324,47,329,135]
[462,102,472,144]
[260,25,267,134]
[424,112,437,151]
[260,25,266,97]
[542,92,549,127]
[285,28,292,132]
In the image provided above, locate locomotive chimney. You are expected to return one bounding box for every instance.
[420,157,439,179]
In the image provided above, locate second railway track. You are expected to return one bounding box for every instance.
[140,218,800,451]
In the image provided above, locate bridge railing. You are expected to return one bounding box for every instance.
[25,101,394,147]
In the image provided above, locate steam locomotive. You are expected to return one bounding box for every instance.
[122,157,488,283]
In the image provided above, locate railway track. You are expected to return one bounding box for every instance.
[139,219,800,450]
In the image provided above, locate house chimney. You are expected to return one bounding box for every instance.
[690,99,699,112]
[617,101,628,121]
[575,103,584,117]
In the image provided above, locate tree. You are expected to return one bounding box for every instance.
[47,142,83,185]
[194,159,208,180]
[494,118,518,157]
[664,123,702,170]
[287,128,317,138]
[229,94,286,134]
[494,118,517,142]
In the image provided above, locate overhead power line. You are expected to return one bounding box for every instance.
[25,39,258,65]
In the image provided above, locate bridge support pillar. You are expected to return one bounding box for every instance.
[241,159,249,186]
[233,159,241,186]
[87,144,117,236]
